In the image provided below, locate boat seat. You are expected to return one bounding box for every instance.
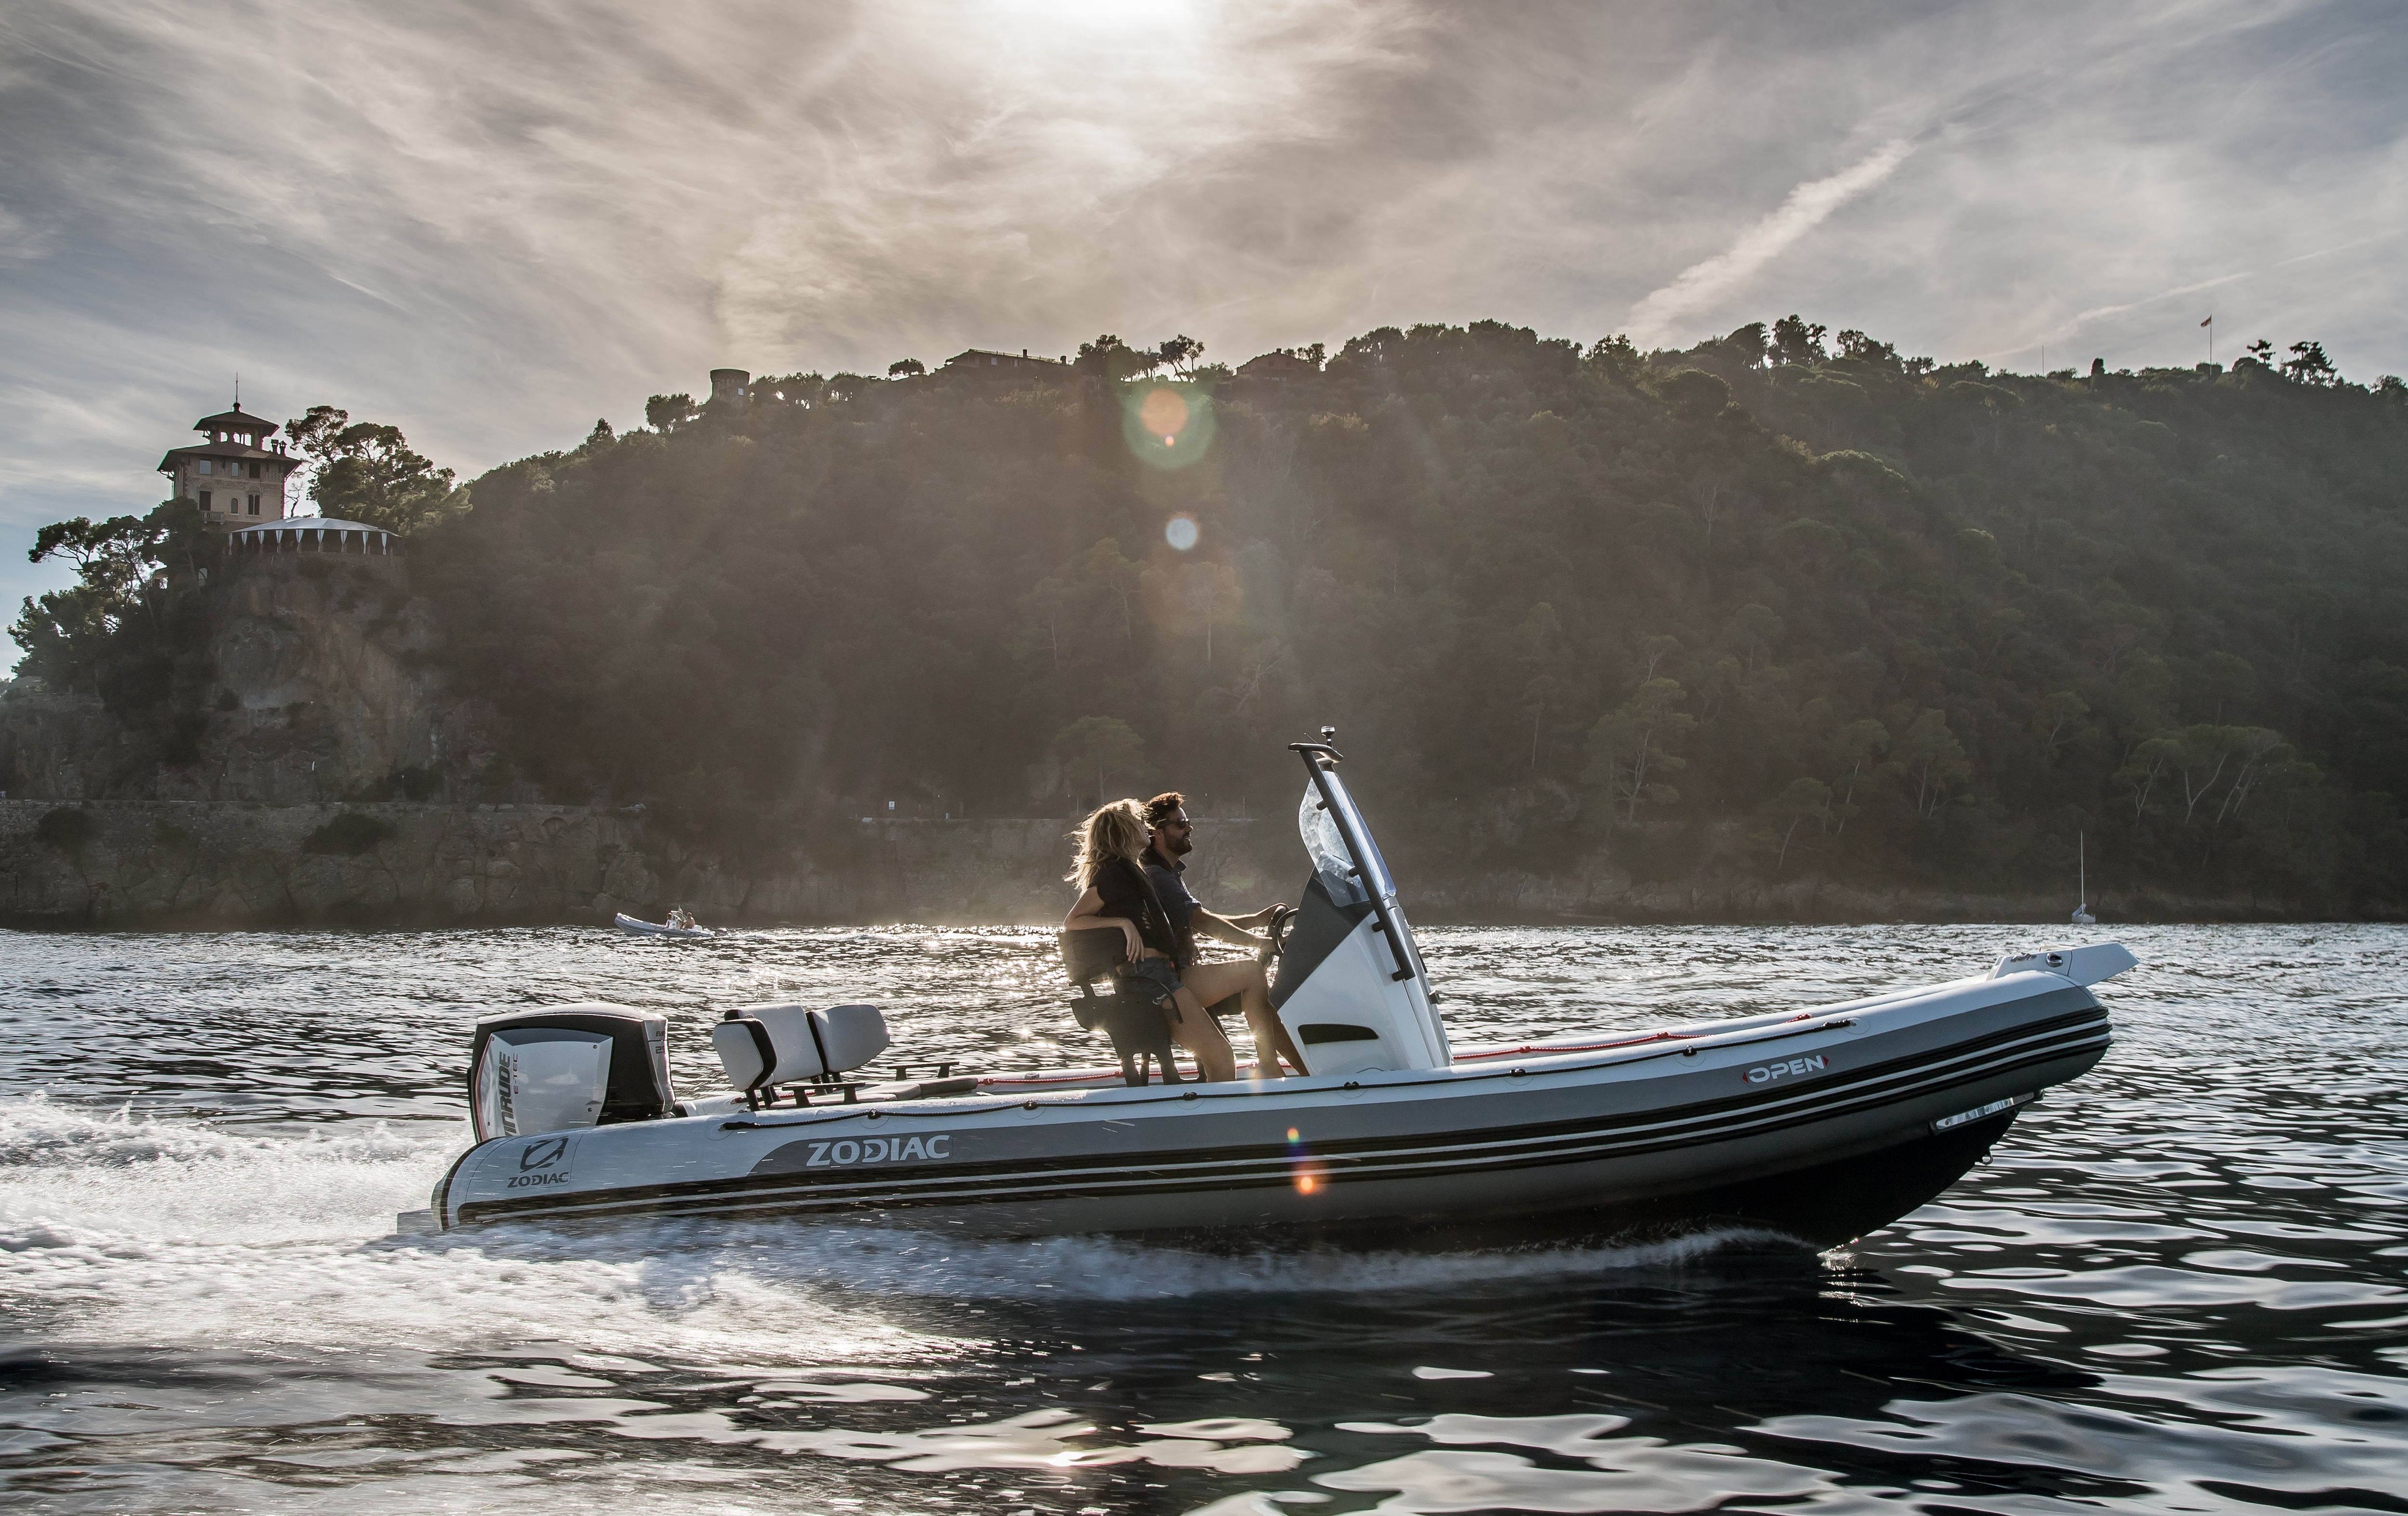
[712,1002,890,1108]
[1058,928,1187,1087]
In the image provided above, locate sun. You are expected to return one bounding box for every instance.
[993,0,1196,33]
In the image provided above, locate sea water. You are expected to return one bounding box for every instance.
[1,923,2402,1514]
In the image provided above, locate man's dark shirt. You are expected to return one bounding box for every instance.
[1095,857,1180,960]
[1145,851,1203,966]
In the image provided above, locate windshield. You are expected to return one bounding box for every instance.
[1297,766,1396,906]
[1299,783,1363,905]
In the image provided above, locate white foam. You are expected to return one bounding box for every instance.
[0,1094,1785,1364]
[825,1225,1785,1302]
[0,1097,891,1361]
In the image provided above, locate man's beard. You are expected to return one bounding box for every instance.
[1163,830,1194,857]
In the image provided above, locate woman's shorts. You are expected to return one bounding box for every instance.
[1114,957,1186,1020]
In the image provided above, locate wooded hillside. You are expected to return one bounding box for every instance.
[415,321,2408,912]
[17,319,2408,915]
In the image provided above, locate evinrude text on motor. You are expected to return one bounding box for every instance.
[413,733,2129,1247]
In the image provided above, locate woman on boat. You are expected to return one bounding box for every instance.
[1061,799,1238,1083]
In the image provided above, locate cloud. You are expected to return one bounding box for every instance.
[2,0,2404,616]
[1624,140,1915,349]
[1994,233,2402,365]
[2061,270,2258,339]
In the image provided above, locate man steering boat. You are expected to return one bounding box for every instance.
[1143,791,1311,1078]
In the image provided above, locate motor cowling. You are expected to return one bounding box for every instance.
[470,1005,676,1142]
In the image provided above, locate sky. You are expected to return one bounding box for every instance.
[3,0,2404,618]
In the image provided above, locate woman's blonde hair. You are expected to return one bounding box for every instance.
[1066,799,1150,890]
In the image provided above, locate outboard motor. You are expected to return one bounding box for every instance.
[470,1005,676,1142]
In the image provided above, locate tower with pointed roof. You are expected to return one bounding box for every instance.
[157,402,302,530]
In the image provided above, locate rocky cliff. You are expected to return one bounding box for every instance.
[1,553,485,805]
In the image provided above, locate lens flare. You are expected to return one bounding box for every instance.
[1287,1124,1321,1194]
[1139,386,1189,436]
[1119,380,1214,470]
[1165,515,1199,551]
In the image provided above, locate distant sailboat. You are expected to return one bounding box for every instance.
[2072,831,2096,925]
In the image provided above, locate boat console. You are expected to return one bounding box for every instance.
[1260,736,1452,1077]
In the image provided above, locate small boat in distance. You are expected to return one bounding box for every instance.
[615,912,712,939]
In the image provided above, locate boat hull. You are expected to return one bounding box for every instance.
[434,970,2108,1248]
[1320,1107,2025,1252]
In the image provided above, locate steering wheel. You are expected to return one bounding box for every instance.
[1259,905,1299,966]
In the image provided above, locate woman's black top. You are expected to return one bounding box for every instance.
[1093,856,1182,961]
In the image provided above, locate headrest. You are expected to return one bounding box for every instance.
[1059,928,1127,986]
[712,1005,818,1092]
[815,1004,889,1071]
[711,1002,891,1093]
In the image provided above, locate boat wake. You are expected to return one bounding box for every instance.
[1,1096,1800,1359]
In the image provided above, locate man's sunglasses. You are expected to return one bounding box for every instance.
[1157,819,1192,832]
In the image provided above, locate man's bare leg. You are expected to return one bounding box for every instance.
[1250,996,1309,1078]
[1181,961,1305,1078]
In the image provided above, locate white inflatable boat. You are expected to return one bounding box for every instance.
[614,912,712,939]
[419,735,2127,1247]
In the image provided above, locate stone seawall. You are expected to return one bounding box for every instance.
[0,801,1273,928]
[0,799,2298,928]
[0,559,2354,930]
